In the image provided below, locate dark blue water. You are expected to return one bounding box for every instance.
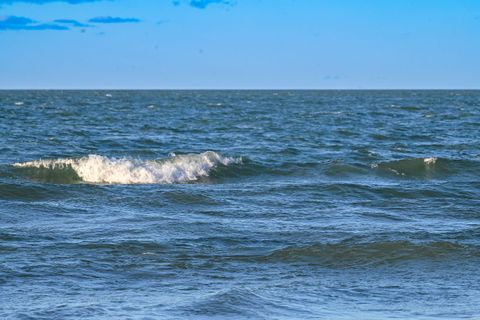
[1,90,480,319]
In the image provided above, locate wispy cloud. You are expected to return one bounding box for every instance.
[172,0,233,9]
[0,0,102,4]
[189,0,230,9]
[88,16,140,24]
[0,14,141,31]
[0,15,68,30]
[54,19,89,27]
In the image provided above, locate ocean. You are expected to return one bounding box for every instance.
[1,90,479,319]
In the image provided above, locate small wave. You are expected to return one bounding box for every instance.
[179,288,296,318]
[263,240,474,267]
[371,157,443,177]
[12,151,241,184]
[324,162,367,177]
[0,183,62,201]
[185,288,268,316]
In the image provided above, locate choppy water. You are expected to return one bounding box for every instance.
[1,90,480,319]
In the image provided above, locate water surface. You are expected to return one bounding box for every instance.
[1,90,479,319]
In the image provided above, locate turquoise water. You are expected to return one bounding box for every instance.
[1,90,480,319]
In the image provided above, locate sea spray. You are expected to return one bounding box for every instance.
[13,151,241,184]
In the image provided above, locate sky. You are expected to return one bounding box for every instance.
[0,0,479,89]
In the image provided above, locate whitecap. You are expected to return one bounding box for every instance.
[423,157,437,165]
[13,151,240,184]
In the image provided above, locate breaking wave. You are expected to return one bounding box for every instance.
[12,151,241,184]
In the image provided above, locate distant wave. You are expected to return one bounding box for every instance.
[371,157,444,177]
[12,151,241,184]
[262,240,477,267]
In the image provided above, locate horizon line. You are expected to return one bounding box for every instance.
[1,88,479,91]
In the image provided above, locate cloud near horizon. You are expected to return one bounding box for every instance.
[88,16,140,23]
[0,15,69,30]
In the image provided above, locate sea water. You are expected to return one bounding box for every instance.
[1,90,479,319]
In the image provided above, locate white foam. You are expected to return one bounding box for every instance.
[423,157,437,165]
[13,151,239,184]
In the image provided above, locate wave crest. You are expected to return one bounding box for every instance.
[13,151,240,184]
[371,157,442,177]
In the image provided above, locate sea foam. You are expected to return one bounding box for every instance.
[13,151,239,184]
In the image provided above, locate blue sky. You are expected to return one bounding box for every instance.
[0,0,479,89]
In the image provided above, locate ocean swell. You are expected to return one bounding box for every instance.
[12,151,241,184]
[371,157,443,177]
[262,240,475,267]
